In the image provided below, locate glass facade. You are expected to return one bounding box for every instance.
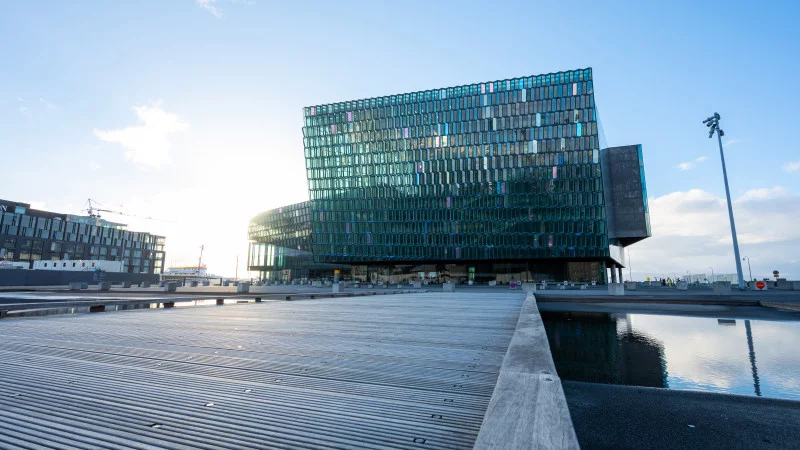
[249,68,649,283]
[248,201,346,281]
[0,199,166,274]
[303,69,607,274]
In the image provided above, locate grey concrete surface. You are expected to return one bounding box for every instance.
[564,381,800,449]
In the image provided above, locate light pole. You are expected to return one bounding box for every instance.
[742,256,753,282]
[708,266,715,284]
[628,248,632,281]
[704,113,745,290]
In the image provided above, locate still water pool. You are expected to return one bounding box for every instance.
[542,311,800,400]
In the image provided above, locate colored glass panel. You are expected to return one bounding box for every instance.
[302,68,609,264]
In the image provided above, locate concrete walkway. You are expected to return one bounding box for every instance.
[565,381,800,449]
[0,292,537,449]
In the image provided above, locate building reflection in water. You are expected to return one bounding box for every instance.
[541,311,668,388]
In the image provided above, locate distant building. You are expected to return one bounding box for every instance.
[686,273,739,284]
[163,265,208,276]
[249,68,650,283]
[0,199,166,274]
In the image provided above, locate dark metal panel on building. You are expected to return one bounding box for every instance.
[600,145,651,247]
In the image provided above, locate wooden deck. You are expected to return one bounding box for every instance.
[0,292,526,449]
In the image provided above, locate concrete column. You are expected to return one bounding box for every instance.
[618,267,623,283]
[610,264,617,283]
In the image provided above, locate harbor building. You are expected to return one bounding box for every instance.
[0,199,166,275]
[249,68,649,283]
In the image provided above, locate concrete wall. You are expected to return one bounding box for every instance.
[0,270,160,286]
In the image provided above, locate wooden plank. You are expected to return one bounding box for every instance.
[0,292,525,449]
[473,293,580,449]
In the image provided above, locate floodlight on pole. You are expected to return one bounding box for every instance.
[704,113,745,290]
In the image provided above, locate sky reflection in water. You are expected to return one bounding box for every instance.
[542,311,800,400]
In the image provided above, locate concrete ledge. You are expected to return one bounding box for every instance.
[607,283,624,296]
[0,290,428,318]
[474,293,579,449]
[714,281,732,295]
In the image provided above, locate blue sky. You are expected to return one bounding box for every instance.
[1,0,798,279]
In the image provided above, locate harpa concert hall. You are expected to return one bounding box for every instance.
[248,68,650,284]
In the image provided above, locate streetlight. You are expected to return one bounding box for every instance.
[708,266,715,284]
[704,113,745,290]
[628,248,632,281]
[742,256,753,282]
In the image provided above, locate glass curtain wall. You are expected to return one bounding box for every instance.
[302,68,610,267]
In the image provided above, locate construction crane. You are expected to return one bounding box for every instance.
[82,198,175,223]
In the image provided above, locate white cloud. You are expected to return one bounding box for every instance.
[23,200,46,210]
[738,186,788,202]
[627,315,800,398]
[196,0,222,17]
[16,97,29,116]
[676,156,710,171]
[39,97,57,109]
[630,187,800,280]
[89,161,101,171]
[723,138,743,146]
[93,102,188,168]
[784,161,800,173]
[195,0,253,18]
